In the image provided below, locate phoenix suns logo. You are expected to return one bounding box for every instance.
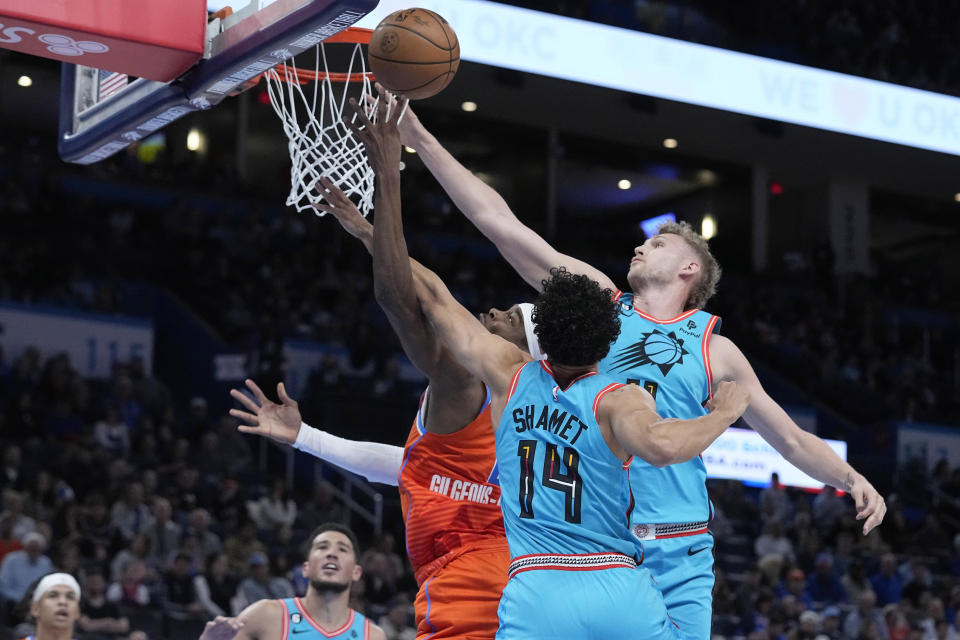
[608,329,689,376]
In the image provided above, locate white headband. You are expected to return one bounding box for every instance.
[517,303,546,361]
[33,573,81,602]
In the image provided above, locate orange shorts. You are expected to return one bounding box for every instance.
[414,540,510,640]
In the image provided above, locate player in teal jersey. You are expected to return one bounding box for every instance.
[337,89,750,639]
[392,106,886,638]
[198,523,385,640]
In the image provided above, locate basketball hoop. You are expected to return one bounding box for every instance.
[263,27,381,216]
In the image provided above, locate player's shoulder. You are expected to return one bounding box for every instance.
[366,619,388,640]
[238,597,287,631]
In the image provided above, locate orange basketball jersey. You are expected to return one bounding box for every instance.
[399,385,506,585]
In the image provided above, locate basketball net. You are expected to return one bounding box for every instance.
[264,30,383,216]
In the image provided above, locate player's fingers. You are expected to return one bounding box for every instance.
[344,116,371,146]
[237,425,264,435]
[244,378,272,405]
[374,82,389,120]
[852,485,867,516]
[229,408,259,425]
[862,498,886,535]
[277,382,298,407]
[229,388,261,413]
[348,97,373,129]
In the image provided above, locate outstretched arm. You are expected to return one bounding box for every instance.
[229,379,402,485]
[317,90,456,384]
[413,262,528,396]
[601,381,749,466]
[399,107,616,292]
[711,335,887,534]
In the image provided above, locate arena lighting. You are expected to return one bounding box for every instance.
[17,75,32,87]
[662,138,678,149]
[617,179,631,190]
[770,181,784,195]
[701,214,716,240]
[461,101,478,112]
[954,193,960,202]
[357,0,960,156]
[186,129,202,152]
[399,160,406,171]
[404,146,417,154]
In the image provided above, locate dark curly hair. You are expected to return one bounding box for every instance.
[532,267,621,366]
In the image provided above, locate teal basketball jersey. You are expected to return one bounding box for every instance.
[496,360,637,560]
[598,293,721,523]
[280,598,370,639]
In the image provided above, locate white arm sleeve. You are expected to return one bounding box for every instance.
[293,423,404,486]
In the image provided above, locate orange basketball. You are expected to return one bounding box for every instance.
[368,8,459,100]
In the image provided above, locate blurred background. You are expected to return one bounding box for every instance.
[1,1,960,639]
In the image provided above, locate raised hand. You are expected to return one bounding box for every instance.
[313,176,373,248]
[229,379,302,445]
[346,82,408,173]
[199,616,245,640]
[362,91,427,150]
[705,381,750,423]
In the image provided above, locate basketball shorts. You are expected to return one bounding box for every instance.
[414,540,510,640]
[495,565,681,640]
[641,532,715,640]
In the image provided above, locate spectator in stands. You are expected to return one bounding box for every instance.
[209,476,245,533]
[223,521,265,575]
[248,478,296,531]
[296,481,346,529]
[756,520,795,561]
[813,486,848,531]
[194,552,237,619]
[94,403,131,456]
[0,446,24,493]
[106,559,152,608]
[77,493,114,560]
[1,490,36,542]
[871,553,904,606]
[0,531,52,607]
[144,497,180,570]
[0,515,22,565]
[845,590,890,640]
[184,509,221,559]
[844,559,875,603]
[361,552,397,609]
[110,533,152,584]
[780,568,814,608]
[761,472,793,523]
[822,605,844,640]
[110,482,151,543]
[379,593,416,640]
[161,552,204,619]
[884,604,910,640]
[234,552,292,609]
[807,552,847,604]
[78,571,130,639]
[789,610,822,640]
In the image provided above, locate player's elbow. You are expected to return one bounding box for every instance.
[642,433,679,468]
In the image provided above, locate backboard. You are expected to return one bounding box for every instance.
[54,0,379,164]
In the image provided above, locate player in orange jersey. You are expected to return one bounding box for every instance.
[229,88,542,639]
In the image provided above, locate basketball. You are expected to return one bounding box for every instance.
[368,8,460,100]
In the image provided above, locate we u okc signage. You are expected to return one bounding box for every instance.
[358,0,960,156]
[703,427,848,490]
